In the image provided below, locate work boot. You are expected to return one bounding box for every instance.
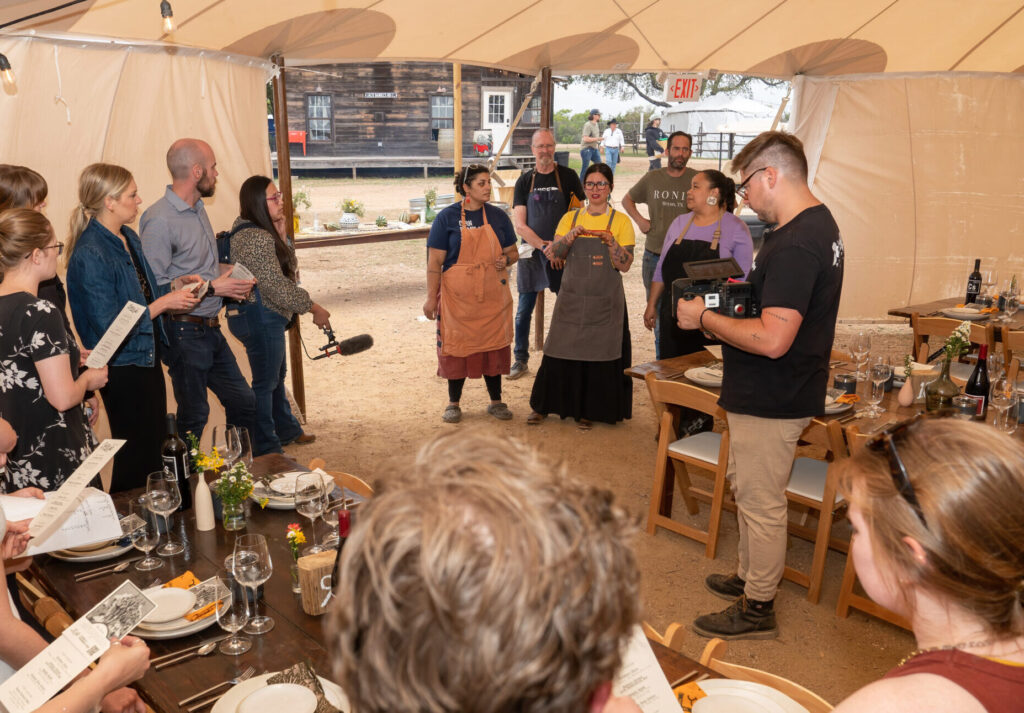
[704,573,746,601]
[509,361,529,380]
[692,595,778,640]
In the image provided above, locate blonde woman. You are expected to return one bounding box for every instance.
[834,417,1024,712]
[66,164,198,492]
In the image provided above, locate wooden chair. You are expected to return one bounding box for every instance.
[641,621,686,653]
[1000,325,1024,366]
[15,572,74,636]
[307,458,374,498]
[832,427,912,630]
[644,373,730,559]
[699,638,833,712]
[911,313,995,383]
[781,419,850,604]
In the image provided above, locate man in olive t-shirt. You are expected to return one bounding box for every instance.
[579,109,602,177]
[621,131,696,358]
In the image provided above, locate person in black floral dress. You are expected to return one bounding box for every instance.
[0,209,107,492]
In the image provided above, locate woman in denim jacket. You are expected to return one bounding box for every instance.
[66,164,199,492]
[225,176,330,456]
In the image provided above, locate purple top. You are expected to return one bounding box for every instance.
[652,211,754,283]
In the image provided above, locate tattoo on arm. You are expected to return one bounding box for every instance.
[751,333,761,341]
[552,239,571,259]
[766,311,789,323]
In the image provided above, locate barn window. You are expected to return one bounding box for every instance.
[430,95,454,140]
[307,95,332,141]
[524,95,542,125]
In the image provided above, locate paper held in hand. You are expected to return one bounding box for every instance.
[230,262,255,281]
[0,581,156,713]
[0,487,122,556]
[612,626,681,713]
[84,302,147,369]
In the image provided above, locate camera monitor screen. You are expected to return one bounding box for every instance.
[681,258,744,281]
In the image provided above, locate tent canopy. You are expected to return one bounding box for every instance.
[3,0,1024,76]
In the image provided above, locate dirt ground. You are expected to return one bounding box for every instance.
[280,152,918,704]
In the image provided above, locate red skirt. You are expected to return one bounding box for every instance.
[436,315,511,379]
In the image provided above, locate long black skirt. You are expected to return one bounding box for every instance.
[529,311,632,425]
[101,362,167,493]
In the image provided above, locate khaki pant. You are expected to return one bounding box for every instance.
[725,412,811,602]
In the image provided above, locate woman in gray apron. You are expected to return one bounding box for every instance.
[528,164,636,430]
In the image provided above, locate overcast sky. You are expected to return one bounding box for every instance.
[553,79,790,119]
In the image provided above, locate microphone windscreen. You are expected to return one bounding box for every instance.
[337,334,374,356]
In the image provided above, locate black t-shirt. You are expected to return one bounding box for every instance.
[512,165,585,212]
[719,204,844,418]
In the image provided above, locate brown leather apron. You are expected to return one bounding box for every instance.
[438,202,513,358]
[542,209,625,362]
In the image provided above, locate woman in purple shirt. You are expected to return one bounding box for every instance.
[642,169,753,359]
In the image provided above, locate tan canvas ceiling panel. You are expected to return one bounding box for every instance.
[223,9,396,59]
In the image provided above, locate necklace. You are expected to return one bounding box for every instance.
[898,639,996,667]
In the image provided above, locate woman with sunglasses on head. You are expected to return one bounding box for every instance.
[832,417,1024,713]
[0,209,108,492]
[66,164,201,492]
[225,176,330,454]
[528,163,635,430]
[424,165,518,423]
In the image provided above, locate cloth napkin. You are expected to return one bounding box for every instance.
[267,662,340,713]
[161,571,219,622]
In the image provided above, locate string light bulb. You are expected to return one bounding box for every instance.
[160,0,174,33]
[0,53,14,86]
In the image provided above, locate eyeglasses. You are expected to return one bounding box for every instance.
[736,167,768,199]
[40,242,65,256]
[532,144,555,150]
[266,193,283,204]
[584,181,610,190]
[866,411,956,528]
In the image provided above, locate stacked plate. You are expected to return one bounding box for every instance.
[823,388,853,415]
[134,585,226,640]
[50,538,133,563]
[692,679,809,713]
[685,363,724,388]
[941,306,989,321]
[213,672,349,713]
[251,471,335,510]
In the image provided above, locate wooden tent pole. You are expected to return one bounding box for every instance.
[453,63,463,173]
[533,67,553,351]
[271,53,307,419]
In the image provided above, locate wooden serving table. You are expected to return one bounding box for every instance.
[30,454,712,712]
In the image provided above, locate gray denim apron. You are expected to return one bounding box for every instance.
[516,168,569,294]
[542,209,625,362]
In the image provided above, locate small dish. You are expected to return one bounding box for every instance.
[142,587,197,624]
[237,684,317,713]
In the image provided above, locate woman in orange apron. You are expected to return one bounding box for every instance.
[424,165,518,423]
[528,163,635,430]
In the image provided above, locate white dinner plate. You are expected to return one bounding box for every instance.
[238,684,317,713]
[268,471,334,496]
[823,401,853,415]
[50,542,134,563]
[693,679,808,713]
[142,587,196,623]
[684,366,723,388]
[212,672,349,713]
[941,307,988,320]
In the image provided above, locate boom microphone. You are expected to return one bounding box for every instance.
[312,327,373,360]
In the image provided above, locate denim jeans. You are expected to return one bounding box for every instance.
[605,147,620,173]
[642,248,662,359]
[580,147,601,177]
[163,320,257,445]
[226,302,304,456]
[513,290,539,363]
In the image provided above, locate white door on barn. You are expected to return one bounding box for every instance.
[482,88,514,154]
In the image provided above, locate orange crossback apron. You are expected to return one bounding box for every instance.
[438,202,513,358]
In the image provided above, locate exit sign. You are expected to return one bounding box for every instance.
[663,74,702,103]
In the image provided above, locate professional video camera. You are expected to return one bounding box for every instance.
[671,257,760,319]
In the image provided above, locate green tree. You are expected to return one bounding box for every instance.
[554,108,591,144]
[567,73,787,107]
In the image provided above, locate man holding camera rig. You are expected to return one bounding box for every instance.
[675,131,844,640]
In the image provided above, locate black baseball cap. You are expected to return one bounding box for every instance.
[589,109,601,118]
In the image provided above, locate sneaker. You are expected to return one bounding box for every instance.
[692,595,778,640]
[704,573,746,601]
[487,402,513,420]
[442,405,462,423]
[509,361,529,380]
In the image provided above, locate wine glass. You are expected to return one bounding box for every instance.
[865,358,892,418]
[294,473,326,554]
[850,333,871,381]
[234,426,253,470]
[146,471,183,556]
[215,566,251,655]
[320,496,348,549]
[980,270,997,304]
[129,495,163,571]
[1004,293,1020,325]
[990,377,1017,433]
[232,534,274,634]
[212,425,242,468]
[988,349,1006,380]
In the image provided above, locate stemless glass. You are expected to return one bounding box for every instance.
[850,333,871,381]
[129,495,163,571]
[989,349,1006,380]
[146,471,183,556]
[212,425,242,468]
[215,566,251,655]
[233,534,274,634]
[866,359,893,418]
[320,496,348,549]
[294,473,326,554]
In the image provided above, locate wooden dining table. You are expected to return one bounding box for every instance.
[888,296,1024,330]
[28,454,714,713]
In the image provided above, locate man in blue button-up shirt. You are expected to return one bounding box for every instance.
[141,138,257,442]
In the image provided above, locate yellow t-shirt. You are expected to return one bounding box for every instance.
[555,208,636,248]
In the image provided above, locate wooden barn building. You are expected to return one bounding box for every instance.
[276,62,543,175]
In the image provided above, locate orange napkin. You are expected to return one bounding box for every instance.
[184,601,221,622]
[674,682,707,711]
[163,571,201,589]
[836,394,860,404]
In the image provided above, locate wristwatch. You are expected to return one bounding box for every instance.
[207,281,216,297]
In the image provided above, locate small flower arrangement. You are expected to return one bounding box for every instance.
[212,462,265,508]
[185,431,225,473]
[286,523,306,561]
[903,353,913,379]
[943,321,972,362]
[337,198,365,217]
[424,187,437,208]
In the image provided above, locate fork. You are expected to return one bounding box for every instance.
[180,666,256,709]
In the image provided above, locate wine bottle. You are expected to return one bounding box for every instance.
[161,414,193,512]
[963,344,989,421]
[965,259,982,304]
[329,508,351,593]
